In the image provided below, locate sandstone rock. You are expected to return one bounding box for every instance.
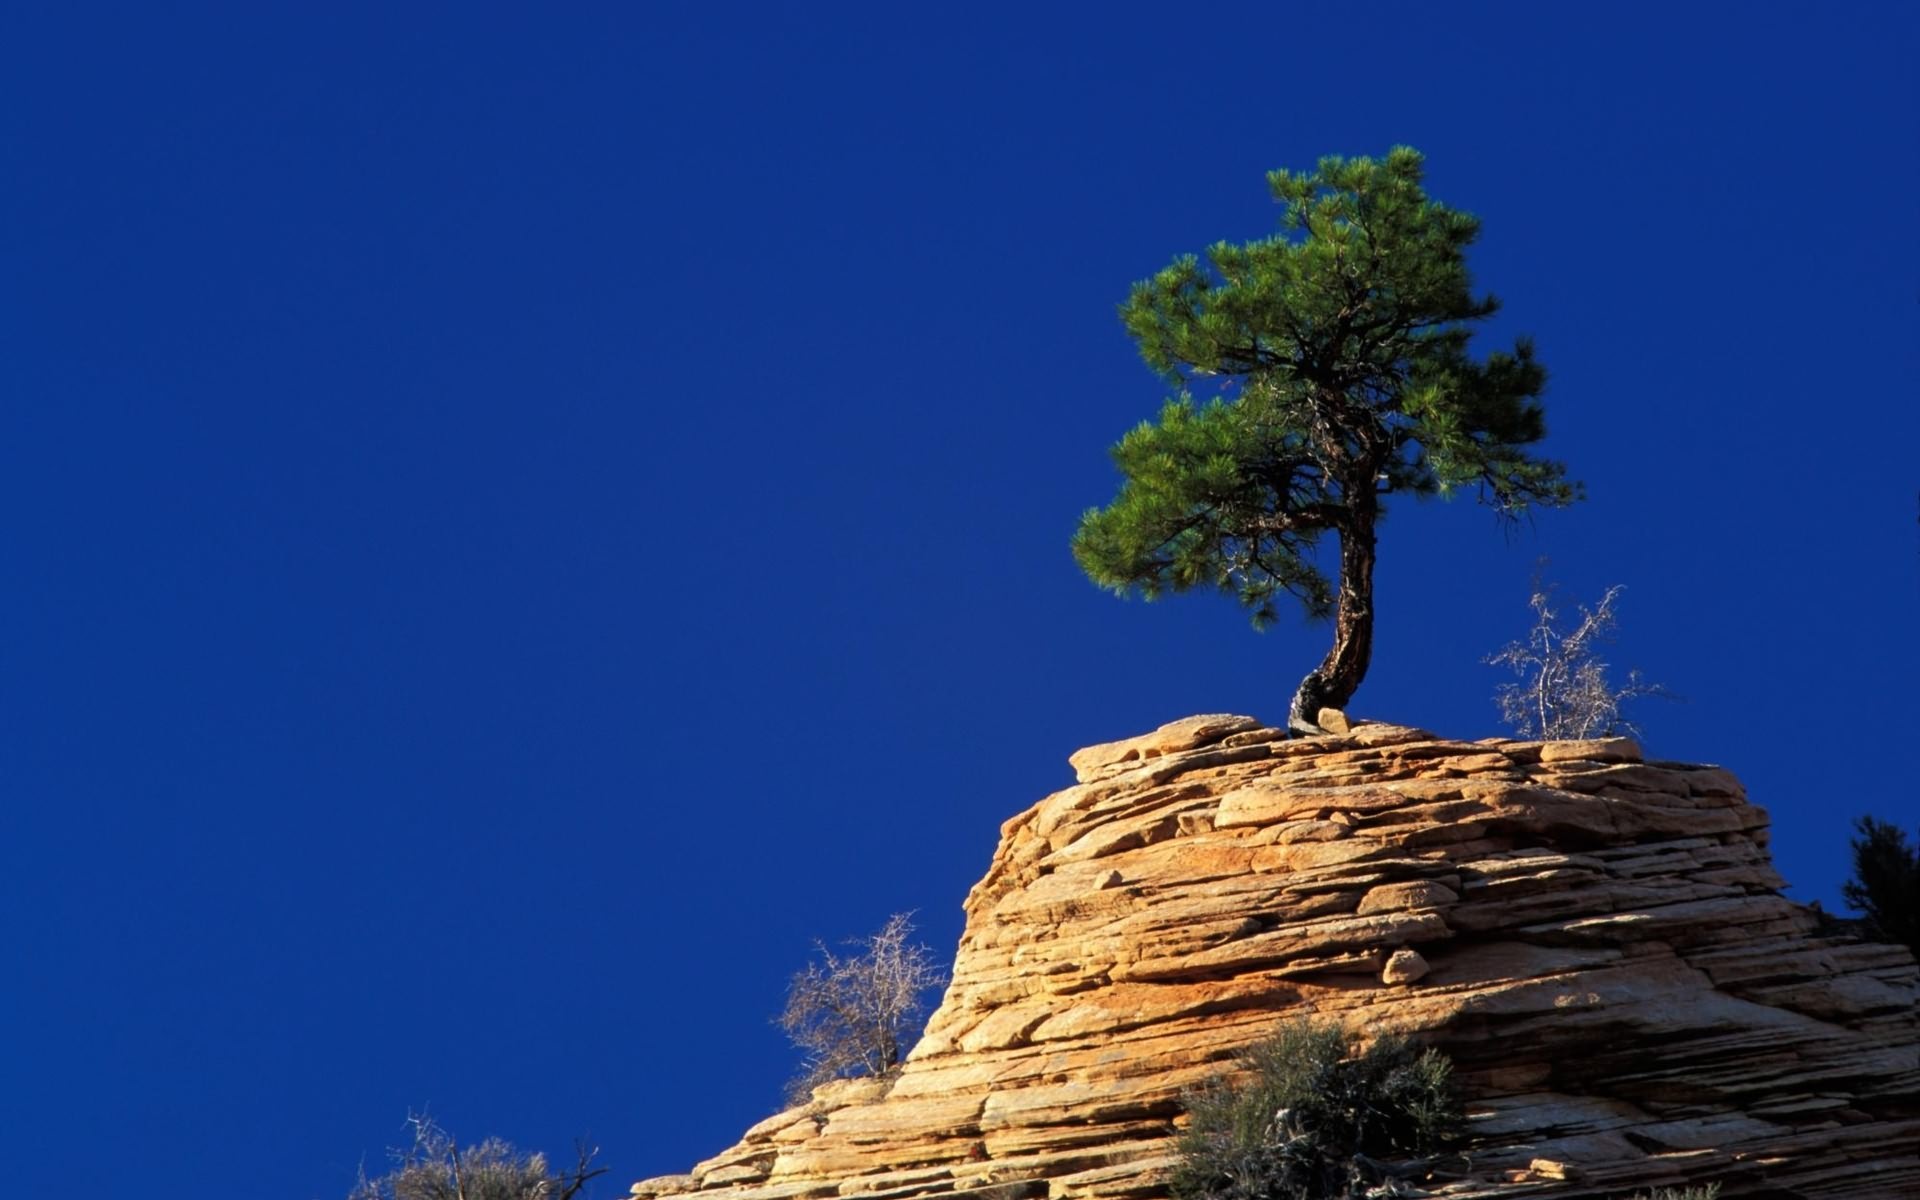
[1539,736,1643,764]
[1381,947,1430,985]
[808,1076,891,1108]
[1357,880,1460,914]
[636,718,1920,1200]
[1066,713,1262,783]
[1528,1157,1582,1181]
[1316,706,1351,734]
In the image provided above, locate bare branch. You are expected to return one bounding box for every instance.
[777,912,949,1107]
[348,1113,605,1200]
[1486,575,1675,740]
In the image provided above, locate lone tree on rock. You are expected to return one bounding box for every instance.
[1843,816,1920,956]
[1074,148,1578,731]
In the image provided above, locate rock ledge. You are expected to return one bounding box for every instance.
[636,717,1920,1199]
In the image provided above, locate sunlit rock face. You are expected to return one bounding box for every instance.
[635,717,1920,1200]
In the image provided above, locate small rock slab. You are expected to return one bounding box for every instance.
[1068,714,1263,782]
[1539,737,1643,764]
[1528,1157,1582,1182]
[1356,880,1460,915]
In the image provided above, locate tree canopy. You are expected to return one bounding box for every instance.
[1074,147,1578,728]
[1842,816,1920,955]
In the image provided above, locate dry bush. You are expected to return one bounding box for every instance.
[777,912,947,1106]
[1487,578,1669,740]
[347,1113,604,1200]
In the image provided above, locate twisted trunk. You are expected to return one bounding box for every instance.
[1288,485,1378,734]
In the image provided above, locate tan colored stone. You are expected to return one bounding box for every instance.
[806,1076,891,1108]
[740,1108,818,1143]
[703,1162,774,1186]
[1216,783,1404,829]
[1175,811,1214,835]
[690,1143,774,1180]
[1272,819,1349,844]
[954,999,1050,1053]
[631,716,1920,1200]
[1356,880,1460,914]
[1539,736,1643,764]
[1316,706,1351,734]
[768,1116,825,1145]
[821,1092,984,1139]
[1066,713,1261,782]
[1213,781,1318,828]
[1381,947,1430,984]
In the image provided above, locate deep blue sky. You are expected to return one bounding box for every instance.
[4,4,1915,1196]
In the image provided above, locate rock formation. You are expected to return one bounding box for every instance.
[633,717,1919,1199]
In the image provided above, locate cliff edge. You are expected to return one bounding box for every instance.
[635,717,1919,1199]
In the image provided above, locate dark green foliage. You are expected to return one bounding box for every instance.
[1075,147,1577,718]
[1171,1022,1461,1200]
[1842,816,1920,955]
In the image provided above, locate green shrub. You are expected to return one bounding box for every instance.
[1626,1187,1720,1200]
[1171,1022,1461,1200]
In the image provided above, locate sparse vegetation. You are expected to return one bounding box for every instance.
[1624,1187,1720,1200]
[778,912,948,1106]
[1842,816,1920,956]
[1487,575,1668,740]
[1171,1021,1460,1200]
[347,1113,604,1200]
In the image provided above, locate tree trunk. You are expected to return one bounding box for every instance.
[1288,493,1378,734]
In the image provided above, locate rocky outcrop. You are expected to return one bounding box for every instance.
[634,717,1920,1199]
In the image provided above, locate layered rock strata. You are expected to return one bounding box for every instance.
[635,717,1920,1199]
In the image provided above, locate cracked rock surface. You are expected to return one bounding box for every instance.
[634,717,1919,1200]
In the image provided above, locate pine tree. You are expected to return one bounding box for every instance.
[1842,816,1920,956]
[1074,148,1578,730]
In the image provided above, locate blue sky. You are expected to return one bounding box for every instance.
[4,4,1916,1196]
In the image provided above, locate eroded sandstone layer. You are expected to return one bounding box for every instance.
[635,718,1919,1199]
